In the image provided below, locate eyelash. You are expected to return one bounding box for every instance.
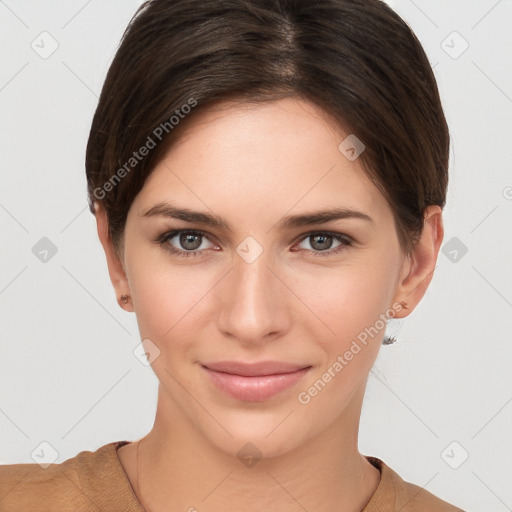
[156,229,354,258]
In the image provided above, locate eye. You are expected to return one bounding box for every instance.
[293,231,353,256]
[157,230,218,258]
[156,229,353,258]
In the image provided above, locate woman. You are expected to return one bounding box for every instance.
[0,0,465,510]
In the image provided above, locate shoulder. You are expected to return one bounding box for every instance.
[363,456,466,512]
[393,474,465,511]
[0,441,142,512]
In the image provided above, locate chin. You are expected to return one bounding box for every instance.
[216,430,303,463]
[197,407,317,462]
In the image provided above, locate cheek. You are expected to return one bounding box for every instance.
[126,228,399,358]
[126,250,217,348]
[301,257,398,347]
[294,252,399,400]
[293,262,395,416]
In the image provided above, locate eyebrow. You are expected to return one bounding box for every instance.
[140,201,373,230]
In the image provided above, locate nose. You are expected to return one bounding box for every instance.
[216,247,291,347]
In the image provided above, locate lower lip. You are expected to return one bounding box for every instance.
[202,366,311,402]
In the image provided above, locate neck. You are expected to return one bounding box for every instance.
[133,384,381,512]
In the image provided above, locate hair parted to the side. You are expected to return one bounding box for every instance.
[85,0,449,271]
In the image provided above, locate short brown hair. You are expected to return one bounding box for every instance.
[85,0,449,257]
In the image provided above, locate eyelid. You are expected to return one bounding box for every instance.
[292,230,354,256]
[292,230,353,245]
[157,229,219,250]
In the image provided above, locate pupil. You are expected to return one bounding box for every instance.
[181,233,201,250]
[313,235,332,250]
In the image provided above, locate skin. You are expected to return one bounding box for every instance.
[95,97,444,512]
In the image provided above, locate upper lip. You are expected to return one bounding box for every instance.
[202,361,311,377]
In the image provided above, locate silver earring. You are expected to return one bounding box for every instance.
[382,335,397,345]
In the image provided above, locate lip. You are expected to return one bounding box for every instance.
[201,361,312,402]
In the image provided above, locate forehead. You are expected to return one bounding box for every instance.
[132,97,390,226]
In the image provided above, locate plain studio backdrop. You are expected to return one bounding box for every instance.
[0,1,511,511]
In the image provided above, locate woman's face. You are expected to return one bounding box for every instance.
[117,97,411,457]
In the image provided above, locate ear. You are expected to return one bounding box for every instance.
[390,205,444,318]
[94,202,134,312]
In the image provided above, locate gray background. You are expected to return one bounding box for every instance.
[1,1,511,510]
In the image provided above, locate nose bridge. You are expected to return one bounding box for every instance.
[217,240,286,340]
[232,244,275,312]
[236,248,271,296]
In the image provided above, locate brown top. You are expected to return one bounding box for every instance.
[0,440,464,511]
